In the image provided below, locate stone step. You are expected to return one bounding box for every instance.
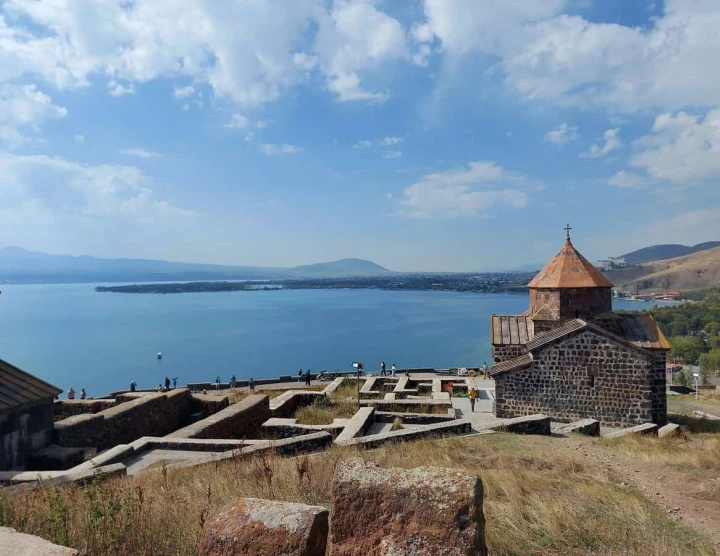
[551,419,600,437]
[602,422,658,438]
[693,410,720,421]
[484,414,551,435]
[658,423,682,438]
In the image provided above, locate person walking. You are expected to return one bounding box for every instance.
[482,361,488,379]
[68,387,75,400]
[215,375,221,390]
[305,369,311,386]
[230,374,237,391]
[249,378,255,392]
[164,376,170,391]
[469,387,477,412]
[130,380,137,392]
[391,363,397,377]
[80,388,87,400]
[172,377,177,389]
[380,361,386,377]
[297,369,303,383]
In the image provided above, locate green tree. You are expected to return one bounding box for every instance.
[676,369,690,387]
[698,349,720,386]
[669,335,706,364]
[703,321,720,336]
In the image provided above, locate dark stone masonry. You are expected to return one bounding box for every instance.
[491,234,669,428]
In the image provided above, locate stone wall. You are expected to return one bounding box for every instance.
[0,398,55,471]
[491,344,527,364]
[189,394,229,418]
[270,391,324,418]
[167,395,270,439]
[54,389,192,450]
[650,351,668,426]
[495,329,659,427]
[53,399,117,422]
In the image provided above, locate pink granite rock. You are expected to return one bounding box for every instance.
[330,458,487,556]
[198,497,328,556]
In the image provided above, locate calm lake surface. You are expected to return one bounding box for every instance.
[0,284,659,396]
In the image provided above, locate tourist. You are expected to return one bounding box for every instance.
[164,376,170,391]
[305,369,311,386]
[215,375,221,390]
[380,361,386,377]
[230,374,237,391]
[391,363,397,377]
[156,384,162,392]
[297,369,303,383]
[482,361,488,379]
[202,388,207,395]
[68,387,75,400]
[249,378,255,393]
[172,377,177,389]
[80,388,86,400]
[130,380,137,392]
[469,388,477,412]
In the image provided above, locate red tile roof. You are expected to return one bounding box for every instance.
[528,238,614,289]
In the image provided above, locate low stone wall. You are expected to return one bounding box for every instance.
[334,408,374,444]
[261,418,349,439]
[374,411,456,425]
[337,419,472,449]
[53,399,118,422]
[167,395,271,439]
[53,389,192,449]
[189,393,230,418]
[0,398,55,471]
[270,391,324,418]
[359,398,452,413]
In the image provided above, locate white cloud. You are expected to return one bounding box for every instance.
[0,153,190,222]
[173,85,195,99]
[544,122,578,146]
[581,129,621,158]
[0,84,67,147]
[383,150,402,158]
[608,171,648,189]
[259,143,302,155]
[396,161,530,218]
[74,134,84,142]
[120,148,163,159]
[383,136,403,145]
[628,110,720,184]
[224,114,251,129]
[626,207,720,249]
[353,140,373,149]
[314,0,408,102]
[108,81,136,97]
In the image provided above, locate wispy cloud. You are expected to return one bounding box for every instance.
[173,85,195,99]
[224,114,251,129]
[108,81,136,97]
[120,148,163,159]
[544,123,579,146]
[383,150,402,158]
[581,129,621,158]
[352,140,373,149]
[259,143,302,155]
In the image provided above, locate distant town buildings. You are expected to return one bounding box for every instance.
[597,256,627,270]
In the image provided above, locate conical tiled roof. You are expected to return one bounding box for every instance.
[528,238,614,289]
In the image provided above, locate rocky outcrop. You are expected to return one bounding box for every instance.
[330,458,487,556]
[198,498,328,556]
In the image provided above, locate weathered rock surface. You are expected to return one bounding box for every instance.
[657,423,682,438]
[0,526,78,555]
[552,418,600,437]
[603,422,658,438]
[198,497,328,556]
[330,458,487,556]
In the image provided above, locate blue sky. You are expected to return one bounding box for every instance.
[1,0,719,271]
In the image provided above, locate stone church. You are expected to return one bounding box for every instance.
[490,231,669,427]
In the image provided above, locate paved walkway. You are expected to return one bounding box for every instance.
[451,388,501,430]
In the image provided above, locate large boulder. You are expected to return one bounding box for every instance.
[330,458,487,556]
[198,498,328,556]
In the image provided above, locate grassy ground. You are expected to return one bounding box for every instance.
[228,385,325,404]
[599,433,720,472]
[0,434,713,555]
[294,398,358,425]
[668,391,720,417]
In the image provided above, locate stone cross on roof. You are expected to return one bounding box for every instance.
[564,224,572,239]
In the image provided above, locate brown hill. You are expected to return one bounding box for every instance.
[604,245,720,293]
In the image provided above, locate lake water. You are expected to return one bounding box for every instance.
[0,284,659,396]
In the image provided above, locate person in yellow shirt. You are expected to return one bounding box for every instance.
[469,387,477,412]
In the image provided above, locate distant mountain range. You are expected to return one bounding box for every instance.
[0,247,391,283]
[619,242,720,265]
[605,245,720,293]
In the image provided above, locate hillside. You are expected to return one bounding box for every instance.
[0,247,390,283]
[606,245,720,292]
[619,241,720,264]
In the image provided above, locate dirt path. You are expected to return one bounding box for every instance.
[558,436,720,549]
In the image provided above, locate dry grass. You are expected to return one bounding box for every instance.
[327,379,360,401]
[294,399,358,425]
[598,434,720,471]
[0,434,712,555]
[390,417,403,431]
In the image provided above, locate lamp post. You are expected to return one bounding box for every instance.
[352,362,363,408]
